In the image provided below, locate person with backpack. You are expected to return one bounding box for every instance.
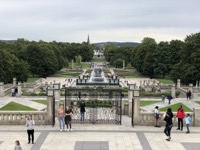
[164,108,174,141]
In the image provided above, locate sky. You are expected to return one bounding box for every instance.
[0,0,200,43]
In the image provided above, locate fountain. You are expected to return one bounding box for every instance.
[88,69,109,83]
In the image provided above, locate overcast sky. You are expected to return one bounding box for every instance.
[0,0,200,43]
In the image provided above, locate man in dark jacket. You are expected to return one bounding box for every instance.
[80,102,86,121]
[167,94,173,104]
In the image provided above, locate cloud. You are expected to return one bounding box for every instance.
[0,0,200,42]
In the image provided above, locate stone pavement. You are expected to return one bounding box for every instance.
[0,116,200,150]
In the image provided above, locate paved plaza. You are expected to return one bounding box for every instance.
[0,116,200,150]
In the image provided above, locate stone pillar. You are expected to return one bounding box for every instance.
[189,83,193,93]
[194,108,200,126]
[13,78,16,87]
[123,60,125,70]
[133,96,140,125]
[128,90,133,117]
[171,84,175,98]
[0,82,4,97]
[71,60,74,69]
[177,79,181,88]
[17,82,22,97]
[54,89,60,115]
[47,96,53,124]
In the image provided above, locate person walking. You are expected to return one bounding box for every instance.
[185,114,192,134]
[161,94,165,103]
[164,108,174,141]
[188,90,192,100]
[65,106,73,131]
[80,101,86,121]
[154,106,160,127]
[14,140,22,150]
[167,94,172,104]
[176,105,185,131]
[26,115,35,144]
[57,104,65,131]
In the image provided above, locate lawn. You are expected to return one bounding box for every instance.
[32,100,47,105]
[156,79,174,84]
[195,101,200,105]
[140,101,160,107]
[114,70,144,78]
[92,58,106,62]
[160,102,193,112]
[51,71,81,77]
[27,77,40,83]
[0,102,36,111]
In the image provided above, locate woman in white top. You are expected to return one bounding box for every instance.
[154,106,160,127]
[26,115,35,144]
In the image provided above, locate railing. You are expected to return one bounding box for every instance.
[0,111,48,125]
[139,112,194,126]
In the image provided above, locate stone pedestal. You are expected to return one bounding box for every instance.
[47,96,53,124]
[133,97,140,125]
[128,90,133,117]
[13,78,16,87]
[0,82,4,97]
[177,79,181,88]
[171,84,175,98]
[17,82,22,97]
[189,83,193,93]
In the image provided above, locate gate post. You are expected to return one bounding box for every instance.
[53,83,61,116]
[128,90,133,117]
[133,89,140,126]
[47,88,54,125]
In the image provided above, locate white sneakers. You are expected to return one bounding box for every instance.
[62,128,73,131]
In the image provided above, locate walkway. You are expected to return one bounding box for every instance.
[0,116,200,150]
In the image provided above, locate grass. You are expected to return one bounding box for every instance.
[32,100,47,105]
[51,71,81,77]
[156,79,174,84]
[114,70,144,78]
[140,101,160,107]
[27,77,40,83]
[92,58,106,62]
[195,101,200,105]
[0,101,37,111]
[160,102,193,112]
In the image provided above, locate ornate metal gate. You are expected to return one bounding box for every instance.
[65,88,122,124]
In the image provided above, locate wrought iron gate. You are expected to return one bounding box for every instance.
[64,88,122,124]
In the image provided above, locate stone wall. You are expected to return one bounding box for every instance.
[0,111,48,125]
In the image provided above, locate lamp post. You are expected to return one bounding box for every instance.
[53,83,61,118]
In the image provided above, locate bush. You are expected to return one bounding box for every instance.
[22,91,46,96]
[140,91,170,97]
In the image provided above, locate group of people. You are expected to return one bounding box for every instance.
[57,102,86,131]
[161,94,173,104]
[154,105,192,141]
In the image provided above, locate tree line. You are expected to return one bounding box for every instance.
[0,39,93,83]
[104,32,200,85]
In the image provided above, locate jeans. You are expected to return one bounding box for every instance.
[80,112,85,121]
[186,124,190,132]
[27,129,34,143]
[164,124,173,137]
[178,118,183,130]
[58,116,65,130]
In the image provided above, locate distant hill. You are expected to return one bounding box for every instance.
[0,40,16,43]
[93,42,139,47]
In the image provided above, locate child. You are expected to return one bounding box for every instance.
[185,114,192,134]
[14,140,22,150]
[161,94,165,103]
